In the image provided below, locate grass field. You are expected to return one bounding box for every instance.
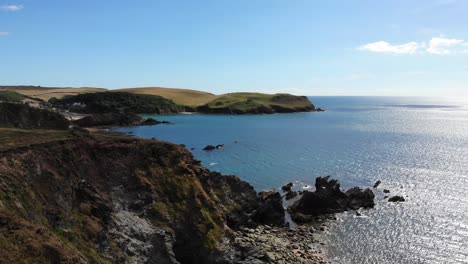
[0,86,106,101]
[114,87,217,106]
[0,128,75,151]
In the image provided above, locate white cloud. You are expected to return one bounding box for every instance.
[0,32,10,36]
[359,37,467,55]
[427,37,464,54]
[358,41,422,54]
[0,5,23,11]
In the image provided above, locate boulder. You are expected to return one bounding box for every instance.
[383,189,390,193]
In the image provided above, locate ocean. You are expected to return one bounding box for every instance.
[114,96,468,264]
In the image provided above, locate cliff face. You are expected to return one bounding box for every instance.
[0,135,270,264]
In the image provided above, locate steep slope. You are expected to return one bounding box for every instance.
[0,134,275,264]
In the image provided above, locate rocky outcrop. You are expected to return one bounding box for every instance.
[281,183,293,192]
[73,113,171,127]
[288,176,375,222]
[0,102,70,129]
[252,191,285,227]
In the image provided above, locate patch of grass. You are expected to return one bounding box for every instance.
[113,87,217,107]
[0,90,26,102]
[0,128,76,151]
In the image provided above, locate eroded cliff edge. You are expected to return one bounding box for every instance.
[0,134,287,263]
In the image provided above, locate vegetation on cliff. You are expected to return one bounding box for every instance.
[0,91,27,103]
[0,102,70,129]
[49,92,185,114]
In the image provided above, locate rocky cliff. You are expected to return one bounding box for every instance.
[0,134,287,264]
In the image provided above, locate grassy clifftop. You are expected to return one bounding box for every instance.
[197,93,315,114]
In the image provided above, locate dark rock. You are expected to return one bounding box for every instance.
[345,187,375,210]
[288,176,375,222]
[315,107,325,112]
[141,118,172,126]
[252,191,285,226]
[285,191,298,200]
[0,102,70,129]
[203,145,216,151]
[388,196,405,202]
[215,144,224,149]
[281,182,293,192]
[383,189,390,193]
[373,180,382,188]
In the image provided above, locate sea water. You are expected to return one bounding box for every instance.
[114,96,468,263]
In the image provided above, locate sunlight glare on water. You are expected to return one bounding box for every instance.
[115,96,468,263]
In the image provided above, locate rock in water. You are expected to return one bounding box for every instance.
[203,145,216,151]
[373,180,382,188]
[281,182,293,192]
[288,176,375,222]
[388,195,406,202]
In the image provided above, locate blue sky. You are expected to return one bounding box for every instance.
[1,0,467,96]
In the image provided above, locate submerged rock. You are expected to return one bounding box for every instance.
[288,176,375,222]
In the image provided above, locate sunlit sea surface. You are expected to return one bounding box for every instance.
[115,96,468,264]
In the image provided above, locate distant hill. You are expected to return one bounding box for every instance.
[113,87,217,106]
[197,93,315,114]
[0,86,106,101]
[2,85,316,114]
